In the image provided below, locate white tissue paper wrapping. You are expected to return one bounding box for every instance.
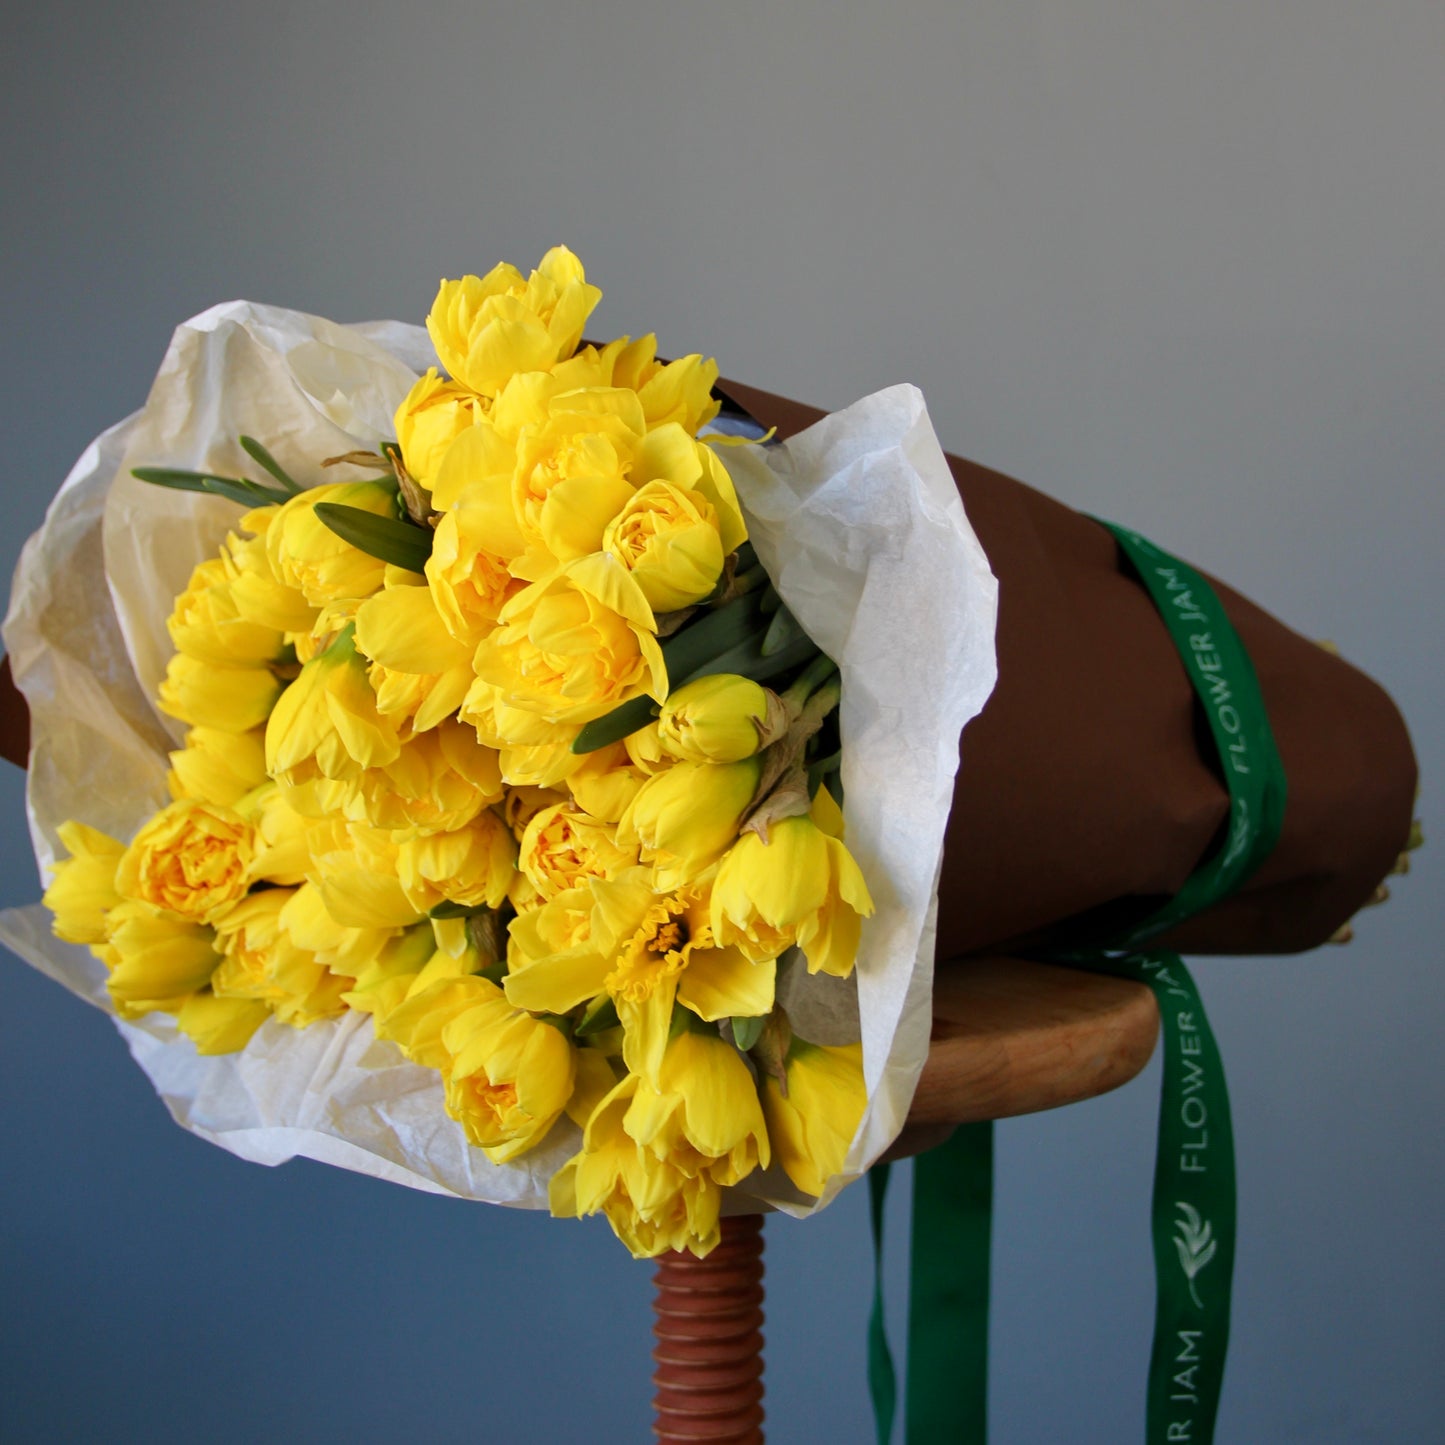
[0,301,998,1216]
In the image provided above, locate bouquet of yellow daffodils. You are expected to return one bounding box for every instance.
[4,249,997,1256]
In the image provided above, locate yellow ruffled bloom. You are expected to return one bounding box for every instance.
[353,580,473,735]
[627,1025,770,1188]
[104,900,220,1019]
[394,367,488,488]
[761,1039,866,1198]
[618,758,761,891]
[549,1072,723,1259]
[504,872,774,1082]
[304,819,424,930]
[427,247,601,398]
[211,888,350,1027]
[610,336,722,437]
[381,974,577,1162]
[518,801,637,901]
[337,923,438,1023]
[168,553,287,668]
[113,798,256,924]
[342,719,504,835]
[175,991,270,1054]
[266,626,401,795]
[657,675,776,764]
[278,880,412,980]
[226,521,320,635]
[43,820,126,945]
[396,810,517,915]
[710,788,874,978]
[425,501,522,649]
[467,553,665,731]
[552,1026,770,1257]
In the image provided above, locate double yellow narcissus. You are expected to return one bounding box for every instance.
[427,247,601,398]
[711,786,874,979]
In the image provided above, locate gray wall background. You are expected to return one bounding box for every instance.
[2,3,1440,1441]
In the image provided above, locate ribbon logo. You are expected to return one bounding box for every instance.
[1173,1201,1217,1308]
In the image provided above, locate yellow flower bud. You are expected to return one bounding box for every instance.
[104,900,219,1019]
[618,758,761,891]
[157,653,284,733]
[226,524,320,634]
[43,820,125,945]
[760,1039,866,1197]
[114,798,256,924]
[175,992,270,1055]
[427,247,601,397]
[657,675,778,763]
[168,726,269,807]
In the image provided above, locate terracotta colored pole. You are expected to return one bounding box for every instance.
[652,1214,766,1443]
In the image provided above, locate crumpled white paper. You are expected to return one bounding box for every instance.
[0,301,998,1218]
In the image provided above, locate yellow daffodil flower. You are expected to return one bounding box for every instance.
[518,801,638,901]
[104,900,220,1019]
[610,337,722,437]
[43,821,126,946]
[158,652,284,734]
[175,991,270,1055]
[549,1072,723,1259]
[167,726,269,807]
[340,719,505,834]
[113,798,256,924]
[266,626,401,792]
[425,501,522,649]
[467,553,665,731]
[267,479,403,607]
[304,818,424,931]
[396,810,517,915]
[353,580,473,734]
[167,554,287,669]
[394,367,488,488]
[211,888,349,1027]
[427,247,601,398]
[761,1038,866,1197]
[711,787,874,978]
[617,757,761,891]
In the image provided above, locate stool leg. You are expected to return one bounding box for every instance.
[651,1214,766,1443]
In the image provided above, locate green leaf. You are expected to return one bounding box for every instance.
[131,466,290,507]
[570,694,661,754]
[730,1015,767,1051]
[314,502,432,572]
[680,626,819,689]
[761,604,806,657]
[575,996,621,1037]
[239,435,303,494]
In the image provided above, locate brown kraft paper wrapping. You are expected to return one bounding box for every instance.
[717,377,1418,963]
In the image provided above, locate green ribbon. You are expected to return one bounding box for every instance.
[868,523,1286,1443]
